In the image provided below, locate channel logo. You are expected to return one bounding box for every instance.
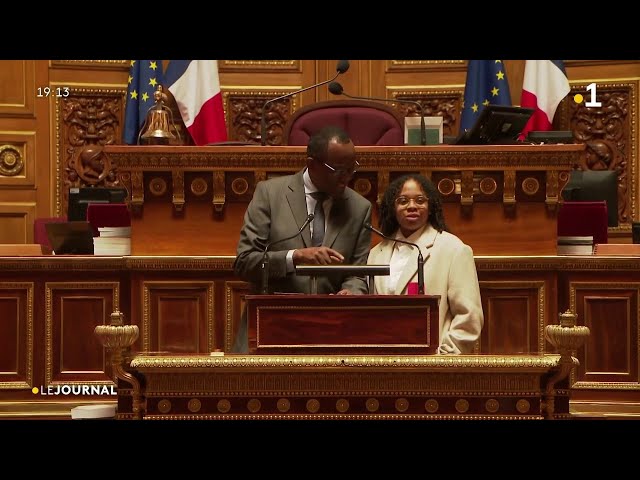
[32,385,117,396]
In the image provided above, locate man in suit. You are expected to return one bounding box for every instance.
[232,125,373,353]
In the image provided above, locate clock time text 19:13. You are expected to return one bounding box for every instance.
[37,87,70,98]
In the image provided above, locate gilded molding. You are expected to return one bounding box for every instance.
[125,257,235,271]
[569,281,640,388]
[45,282,119,385]
[2,256,640,272]
[389,60,465,65]
[0,257,126,271]
[50,60,129,69]
[0,282,33,390]
[144,371,543,395]
[225,281,250,352]
[131,354,562,369]
[142,281,215,352]
[220,60,300,70]
[480,281,546,352]
[387,60,466,72]
[388,87,464,95]
[103,145,581,170]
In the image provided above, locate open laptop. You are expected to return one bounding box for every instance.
[45,221,94,255]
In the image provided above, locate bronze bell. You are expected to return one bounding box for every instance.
[138,86,180,145]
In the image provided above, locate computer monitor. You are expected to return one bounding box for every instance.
[455,105,535,145]
[45,221,94,255]
[67,187,128,222]
[561,170,619,227]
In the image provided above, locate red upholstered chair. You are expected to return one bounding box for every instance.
[34,216,67,252]
[557,201,608,245]
[283,99,405,146]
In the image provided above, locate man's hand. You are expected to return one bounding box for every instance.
[293,247,344,265]
[335,289,353,295]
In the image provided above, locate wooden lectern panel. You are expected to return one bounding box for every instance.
[246,294,440,354]
[100,144,582,256]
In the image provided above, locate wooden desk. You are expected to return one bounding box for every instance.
[0,254,634,418]
[112,353,575,420]
[246,294,440,354]
[96,144,584,256]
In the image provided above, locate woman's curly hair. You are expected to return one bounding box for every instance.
[378,174,448,237]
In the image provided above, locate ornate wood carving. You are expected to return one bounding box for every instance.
[223,90,299,145]
[56,88,126,216]
[392,90,464,137]
[561,82,637,229]
[171,170,185,213]
[212,170,225,213]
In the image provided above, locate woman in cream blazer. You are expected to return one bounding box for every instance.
[367,174,484,354]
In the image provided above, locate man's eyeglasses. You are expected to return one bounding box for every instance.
[322,160,359,178]
[395,196,428,208]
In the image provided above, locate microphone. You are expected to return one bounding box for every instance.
[261,213,315,294]
[260,60,350,146]
[364,222,425,295]
[328,81,426,146]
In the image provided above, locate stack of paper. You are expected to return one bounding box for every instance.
[94,226,131,255]
[557,236,594,255]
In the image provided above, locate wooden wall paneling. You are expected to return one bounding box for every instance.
[479,281,546,354]
[44,281,119,386]
[570,281,639,388]
[0,283,33,390]
[0,203,36,244]
[141,281,215,354]
[0,60,35,117]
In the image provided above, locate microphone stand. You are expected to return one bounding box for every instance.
[260,61,350,146]
[365,223,425,295]
[261,250,270,295]
[417,251,425,294]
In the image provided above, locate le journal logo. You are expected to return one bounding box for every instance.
[32,385,117,396]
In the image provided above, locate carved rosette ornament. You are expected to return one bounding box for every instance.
[0,145,24,176]
[94,311,141,419]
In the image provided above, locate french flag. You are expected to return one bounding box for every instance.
[164,60,228,145]
[519,60,570,138]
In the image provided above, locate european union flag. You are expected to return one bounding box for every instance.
[123,60,164,144]
[460,60,511,132]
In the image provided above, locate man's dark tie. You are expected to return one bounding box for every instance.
[311,192,327,247]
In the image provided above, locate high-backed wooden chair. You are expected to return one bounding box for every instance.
[283,99,405,146]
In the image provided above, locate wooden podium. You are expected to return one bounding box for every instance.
[246,294,440,355]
